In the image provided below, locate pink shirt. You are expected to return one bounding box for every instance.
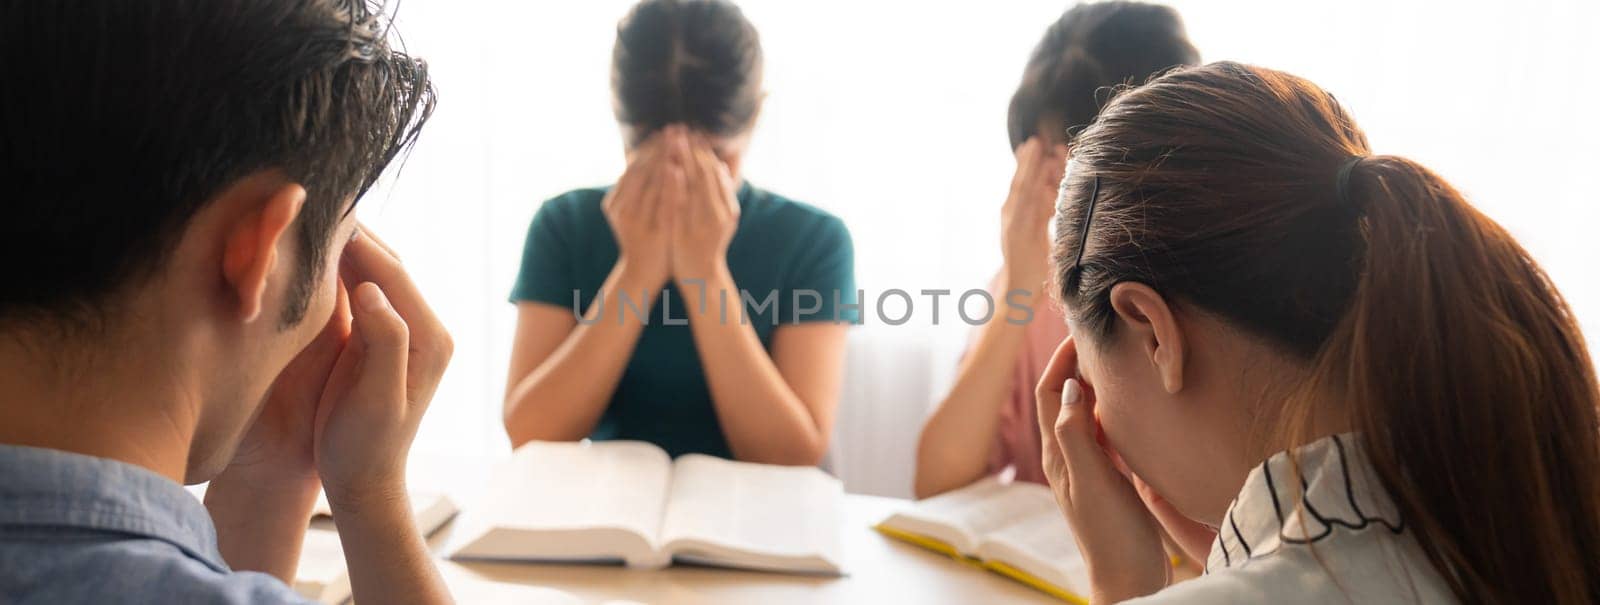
[975,273,1070,485]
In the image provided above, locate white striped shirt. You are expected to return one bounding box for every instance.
[1127,433,1455,604]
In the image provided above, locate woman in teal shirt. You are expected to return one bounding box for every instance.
[504,0,856,464]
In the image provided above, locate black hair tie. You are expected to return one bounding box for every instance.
[1335,156,1365,204]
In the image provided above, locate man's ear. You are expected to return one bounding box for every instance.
[1108,282,1185,394]
[220,182,306,323]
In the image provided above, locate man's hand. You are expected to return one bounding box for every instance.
[221,281,353,485]
[206,256,353,582]
[1036,337,1171,603]
[313,227,453,507]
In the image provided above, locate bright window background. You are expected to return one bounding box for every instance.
[365,1,1600,479]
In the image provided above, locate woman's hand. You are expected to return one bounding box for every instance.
[603,130,677,288]
[1132,471,1219,571]
[1037,337,1171,603]
[672,130,740,283]
[1001,137,1068,299]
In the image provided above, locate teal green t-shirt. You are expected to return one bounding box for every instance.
[511,182,858,459]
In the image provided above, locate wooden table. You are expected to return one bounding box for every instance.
[434,494,1059,605]
[409,458,1059,604]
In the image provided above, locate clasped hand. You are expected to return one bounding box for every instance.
[602,124,741,287]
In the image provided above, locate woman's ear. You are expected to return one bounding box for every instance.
[1107,282,1186,394]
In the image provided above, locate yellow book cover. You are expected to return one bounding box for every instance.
[873,523,1087,604]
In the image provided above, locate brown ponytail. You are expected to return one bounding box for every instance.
[1319,156,1600,603]
[1056,61,1600,603]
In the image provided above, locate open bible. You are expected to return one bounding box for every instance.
[875,478,1087,603]
[447,440,845,575]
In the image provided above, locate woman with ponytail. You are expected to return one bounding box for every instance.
[1036,61,1600,603]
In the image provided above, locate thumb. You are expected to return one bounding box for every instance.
[346,282,410,407]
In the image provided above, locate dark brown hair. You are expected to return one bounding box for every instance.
[1055,61,1600,603]
[1007,1,1198,150]
[612,0,762,146]
[1,0,434,329]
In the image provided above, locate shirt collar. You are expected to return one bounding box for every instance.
[0,443,229,572]
[736,180,755,208]
[1206,432,1406,572]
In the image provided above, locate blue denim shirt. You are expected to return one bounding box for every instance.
[0,444,313,604]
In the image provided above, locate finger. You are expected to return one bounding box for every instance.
[656,163,686,229]
[1052,375,1139,512]
[632,128,668,165]
[609,161,646,212]
[1013,137,1043,185]
[613,130,670,211]
[646,150,676,219]
[710,155,740,219]
[670,124,693,162]
[678,138,709,223]
[355,223,401,261]
[339,233,452,385]
[319,277,353,345]
[691,140,727,220]
[1132,473,1219,562]
[617,143,666,216]
[1054,376,1103,464]
[631,151,667,216]
[345,282,410,407]
[341,230,421,316]
[1014,136,1041,162]
[1035,336,1076,446]
[273,279,353,397]
[301,277,353,352]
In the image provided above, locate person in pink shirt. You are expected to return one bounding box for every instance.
[915,1,1200,499]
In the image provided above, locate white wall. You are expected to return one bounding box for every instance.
[361,1,1600,495]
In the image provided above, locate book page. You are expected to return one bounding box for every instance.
[313,490,457,537]
[448,440,673,566]
[877,477,1057,554]
[658,454,844,574]
[976,511,1087,595]
[935,479,1059,536]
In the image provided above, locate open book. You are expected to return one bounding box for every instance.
[310,489,459,532]
[875,478,1087,604]
[447,440,845,575]
[295,491,458,604]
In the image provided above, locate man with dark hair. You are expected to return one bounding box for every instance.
[0,2,454,603]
